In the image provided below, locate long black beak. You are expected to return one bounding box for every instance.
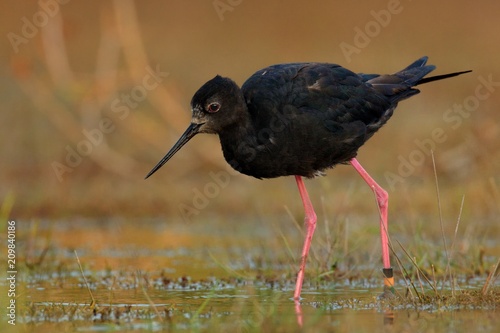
[145,122,202,179]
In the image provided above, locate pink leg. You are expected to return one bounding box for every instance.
[293,175,317,300]
[350,158,394,289]
[294,299,303,327]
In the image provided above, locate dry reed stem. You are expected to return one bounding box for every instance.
[74,250,96,308]
[481,258,500,295]
[138,270,164,322]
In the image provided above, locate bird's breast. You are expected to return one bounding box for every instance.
[219,132,346,179]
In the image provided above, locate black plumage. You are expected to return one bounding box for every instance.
[146,56,469,180]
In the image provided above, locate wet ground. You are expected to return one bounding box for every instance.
[1,218,499,332]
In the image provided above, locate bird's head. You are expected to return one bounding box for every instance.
[190,75,246,134]
[145,75,245,179]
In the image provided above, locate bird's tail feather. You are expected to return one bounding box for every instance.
[416,70,472,86]
[365,56,471,102]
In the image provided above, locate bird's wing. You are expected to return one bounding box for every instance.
[242,63,393,135]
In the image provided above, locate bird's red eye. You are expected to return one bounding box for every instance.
[207,102,221,113]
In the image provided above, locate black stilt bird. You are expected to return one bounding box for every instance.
[145,56,470,300]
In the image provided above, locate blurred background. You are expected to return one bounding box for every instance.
[1,0,498,226]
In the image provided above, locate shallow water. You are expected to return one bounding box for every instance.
[2,218,499,332]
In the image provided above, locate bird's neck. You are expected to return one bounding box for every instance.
[218,110,260,173]
[219,110,256,144]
